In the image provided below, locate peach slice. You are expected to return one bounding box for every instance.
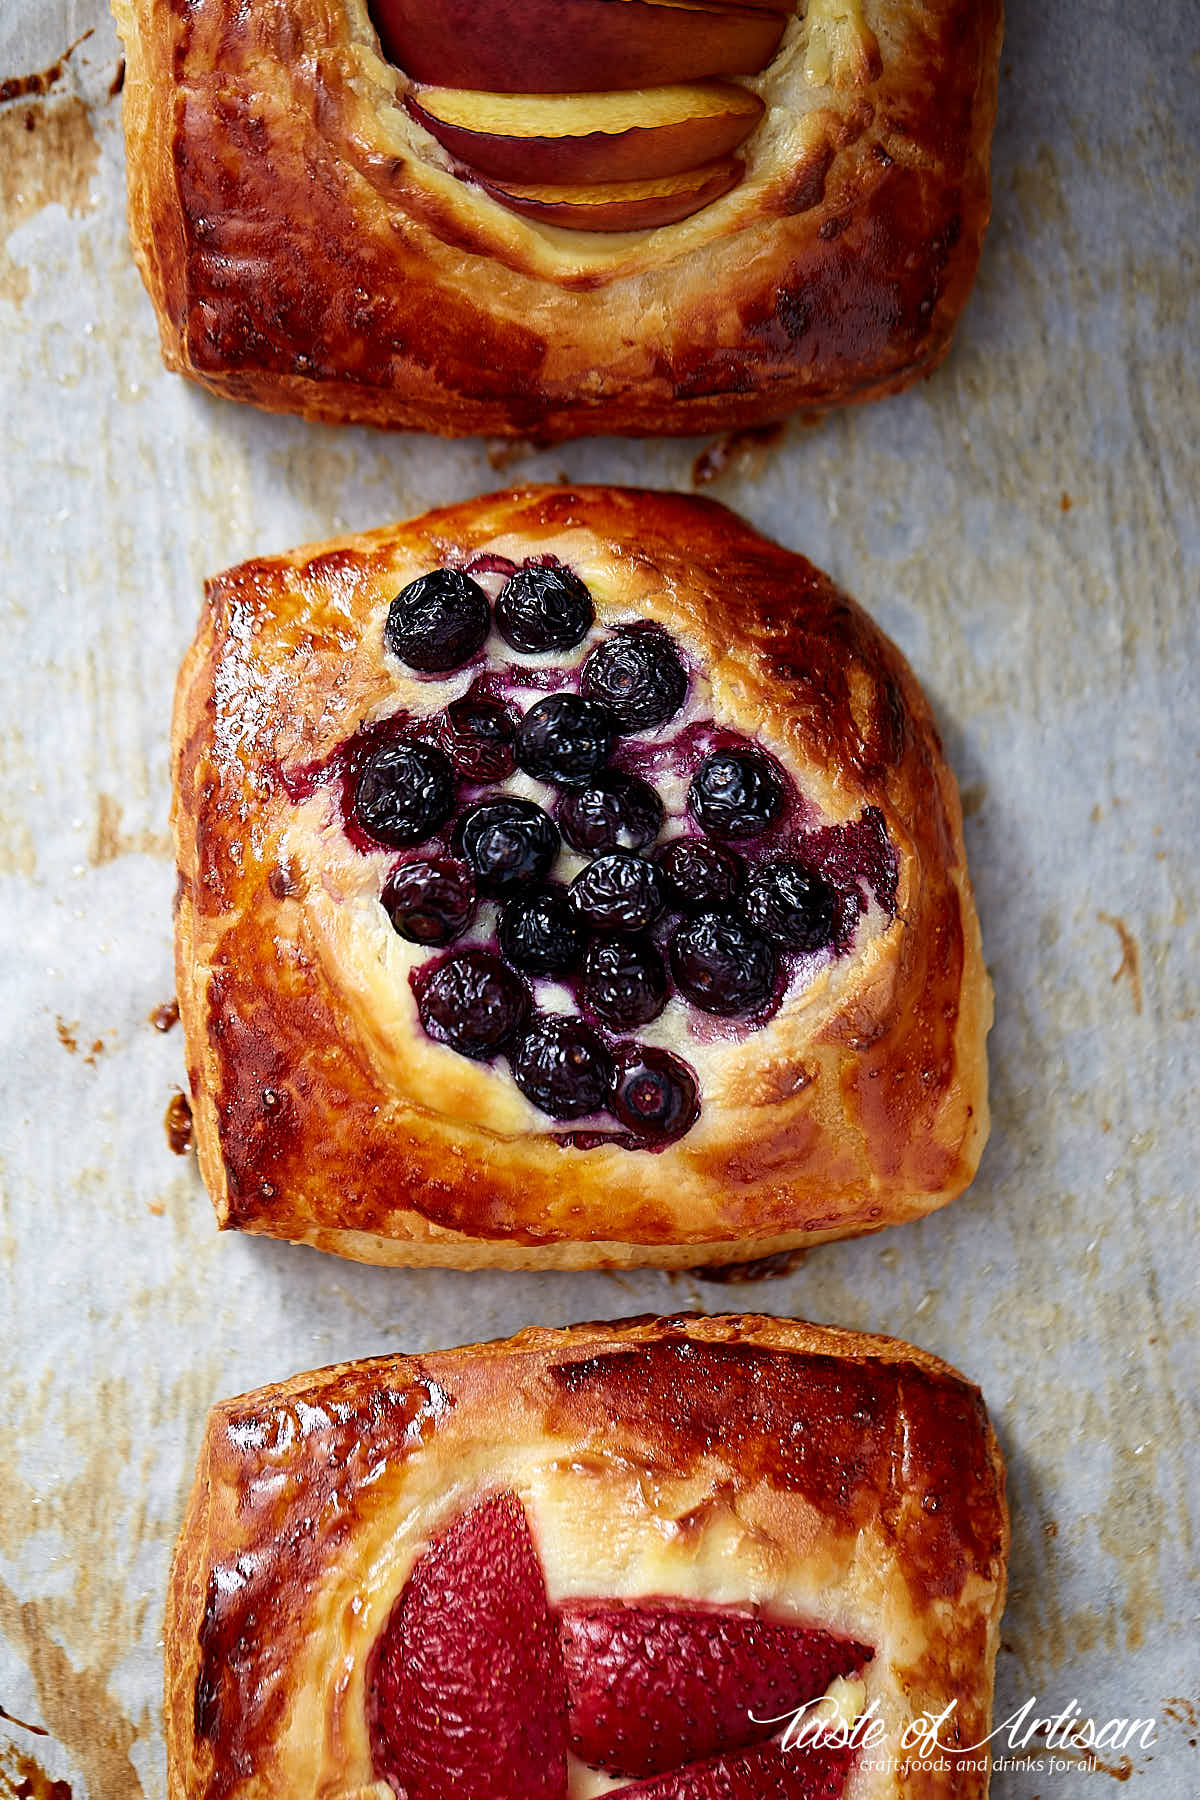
[478,160,744,231]
[371,0,786,93]
[409,83,765,184]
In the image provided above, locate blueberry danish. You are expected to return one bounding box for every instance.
[172,486,991,1268]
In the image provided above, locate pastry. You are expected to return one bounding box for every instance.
[173,485,991,1269]
[165,1312,1010,1798]
[113,0,1002,437]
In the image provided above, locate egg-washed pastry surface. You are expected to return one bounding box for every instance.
[172,485,991,1269]
[166,1314,1009,1800]
[113,0,1002,435]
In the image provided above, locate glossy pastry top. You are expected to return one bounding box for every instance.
[114,0,1002,434]
[172,486,989,1267]
[165,1314,1009,1800]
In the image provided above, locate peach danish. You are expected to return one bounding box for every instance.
[113,0,1002,435]
[172,486,990,1269]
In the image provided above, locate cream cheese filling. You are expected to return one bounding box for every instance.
[277,1437,884,1797]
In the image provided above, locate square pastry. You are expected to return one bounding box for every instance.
[166,1313,1009,1799]
[173,486,990,1268]
[113,0,1001,436]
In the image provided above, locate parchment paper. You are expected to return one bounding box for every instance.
[0,2,1197,1795]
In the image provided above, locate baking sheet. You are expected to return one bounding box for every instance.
[1,1,1197,1795]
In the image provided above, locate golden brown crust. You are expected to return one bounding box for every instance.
[112,0,1002,438]
[164,1313,1009,1800]
[172,484,990,1268]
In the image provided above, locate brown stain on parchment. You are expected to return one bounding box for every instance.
[1161,1696,1199,1745]
[54,1022,107,1064]
[0,98,100,307]
[691,422,785,488]
[1097,913,1143,1015]
[0,815,36,878]
[0,30,93,105]
[0,1583,140,1800]
[0,1708,47,1739]
[1095,1422,1167,1657]
[149,1000,180,1033]
[486,438,537,474]
[90,795,171,866]
[0,98,98,224]
[1008,143,1073,242]
[0,1370,163,1800]
[0,1741,72,1800]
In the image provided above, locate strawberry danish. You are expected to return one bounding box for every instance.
[165,1314,1010,1799]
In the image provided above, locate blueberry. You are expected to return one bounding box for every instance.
[580,625,688,731]
[582,935,667,1030]
[657,837,744,912]
[382,856,476,946]
[610,1044,700,1141]
[515,694,615,788]
[511,1015,614,1120]
[742,857,839,951]
[416,951,529,1059]
[669,911,776,1015]
[495,564,594,654]
[354,739,457,848]
[569,852,665,933]
[557,772,663,856]
[687,745,785,841]
[498,885,585,977]
[385,569,490,673]
[455,797,560,895]
[440,694,519,781]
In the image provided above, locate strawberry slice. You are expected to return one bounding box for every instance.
[559,1599,870,1778]
[610,1739,856,1799]
[367,1490,568,1800]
